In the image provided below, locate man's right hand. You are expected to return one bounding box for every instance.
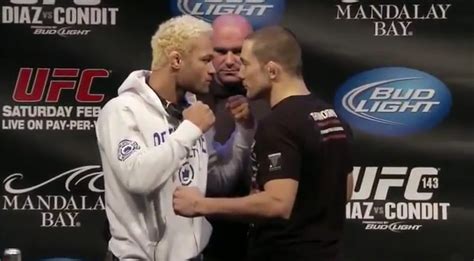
[183,101,215,132]
[226,95,254,129]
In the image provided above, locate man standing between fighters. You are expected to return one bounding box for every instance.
[198,14,268,261]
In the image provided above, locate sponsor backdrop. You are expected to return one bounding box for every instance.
[0,0,472,260]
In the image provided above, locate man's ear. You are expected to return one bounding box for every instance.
[266,61,281,80]
[169,51,182,70]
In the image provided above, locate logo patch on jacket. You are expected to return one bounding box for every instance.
[178,162,195,186]
[117,139,140,161]
[268,152,282,172]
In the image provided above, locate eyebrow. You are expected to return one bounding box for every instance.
[214,47,242,53]
[201,53,214,59]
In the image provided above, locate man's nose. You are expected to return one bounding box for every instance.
[225,51,236,65]
[208,62,216,74]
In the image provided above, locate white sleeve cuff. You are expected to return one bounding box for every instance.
[171,120,203,148]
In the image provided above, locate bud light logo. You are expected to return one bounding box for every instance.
[170,0,285,29]
[334,67,452,136]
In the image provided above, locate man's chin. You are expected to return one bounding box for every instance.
[246,90,257,100]
[197,85,210,94]
[218,75,241,85]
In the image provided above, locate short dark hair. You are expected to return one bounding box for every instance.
[246,26,302,76]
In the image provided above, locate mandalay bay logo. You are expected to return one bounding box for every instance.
[335,0,451,37]
[2,166,104,228]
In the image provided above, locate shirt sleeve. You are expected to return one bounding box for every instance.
[255,119,301,187]
[96,98,202,195]
[340,121,354,175]
[205,121,255,196]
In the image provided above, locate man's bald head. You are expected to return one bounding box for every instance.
[212,14,253,36]
[211,15,253,86]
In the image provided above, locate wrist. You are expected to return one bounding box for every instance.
[235,120,256,146]
[195,197,209,216]
[236,116,255,130]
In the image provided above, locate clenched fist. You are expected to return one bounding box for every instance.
[173,186,204,217]
[183,101,215,132]
[226,95,254,129]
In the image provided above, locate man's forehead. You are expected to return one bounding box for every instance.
[241,40,253,52]
[241,41,257,63]
[189,33,212,49]
[212,14,252,35]
[212,31,246,48]
[214,25,247,38]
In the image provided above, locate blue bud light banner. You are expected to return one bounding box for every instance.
[334,67,452,136]
[0,0,472,260]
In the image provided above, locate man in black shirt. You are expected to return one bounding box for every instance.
[174,26,354,261]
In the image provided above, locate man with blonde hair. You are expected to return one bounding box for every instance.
[97,14,254,260]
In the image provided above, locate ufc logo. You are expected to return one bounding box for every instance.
[13,68,109,103]
[9,0,100,5]
[351,166,438,201]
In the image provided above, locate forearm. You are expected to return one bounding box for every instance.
[114,138,187,193]
[206,123,255,196]
[196,191,286,220]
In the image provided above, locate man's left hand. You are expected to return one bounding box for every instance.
[173,186,204,217]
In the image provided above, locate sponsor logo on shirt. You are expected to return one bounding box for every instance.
[117,139,140,161]
[178,162,195,186]
[267,152,281,172]
[309,109,347,142]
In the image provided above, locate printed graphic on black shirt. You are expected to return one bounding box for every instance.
[267,152,282,172]
[309,108,347,142]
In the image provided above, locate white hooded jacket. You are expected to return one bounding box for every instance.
[96,70,254,260]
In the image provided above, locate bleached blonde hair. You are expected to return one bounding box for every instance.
[150,15,212,70]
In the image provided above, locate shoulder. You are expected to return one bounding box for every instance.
[255,110,294,146]
[101,93,144,114]
[98,93,151,128]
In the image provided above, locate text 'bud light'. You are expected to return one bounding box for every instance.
[334,67,452,136]
[170,0,285,29]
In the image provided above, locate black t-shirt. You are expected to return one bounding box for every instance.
[248,94,353,261]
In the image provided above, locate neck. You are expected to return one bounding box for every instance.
[148,68,184,104]
[269,76,310,108]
